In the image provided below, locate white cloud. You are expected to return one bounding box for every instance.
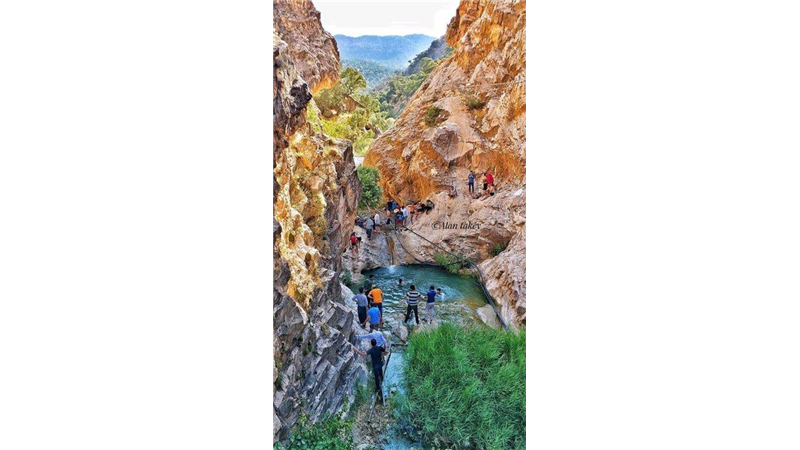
[314,0,460,37]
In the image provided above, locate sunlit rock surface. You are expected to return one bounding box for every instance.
[273,1,367,440]
[362,0,526,329]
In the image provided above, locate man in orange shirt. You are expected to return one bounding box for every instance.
[368,286,384,326]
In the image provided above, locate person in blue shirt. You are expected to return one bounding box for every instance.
[425,285,437,323]
[355,330,388,350]
[364,305,382,331]
[468,171,475,193]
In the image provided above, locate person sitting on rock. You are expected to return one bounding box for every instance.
[448,185,458,198]
[352,339,388,401]
[425,199,435,213]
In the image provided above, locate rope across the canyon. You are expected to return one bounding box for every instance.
[389,227,509,330]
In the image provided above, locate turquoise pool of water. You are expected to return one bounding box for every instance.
[347,264,489,329]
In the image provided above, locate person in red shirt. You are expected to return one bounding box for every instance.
[486,171,494,186]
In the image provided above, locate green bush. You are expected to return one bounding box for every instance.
[357,165,383,210]
[433,252,464,274]
[489,243,507,256]
[341,270,353,285]
[274,415,353,450]
[424,106,442,126]
[401,323,526,450]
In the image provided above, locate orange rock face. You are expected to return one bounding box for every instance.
[364,0,526,203]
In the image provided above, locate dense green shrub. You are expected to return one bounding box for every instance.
[357,165,383,210]
[274,415,353,450]
[433,252,464,274]
[401,324,526,450]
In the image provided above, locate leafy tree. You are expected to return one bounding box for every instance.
[340,67,367,96]
[356,165,382,210]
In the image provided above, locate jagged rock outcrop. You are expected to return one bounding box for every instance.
[273,0,340,94]
[362,0,526,328]
[273,2,367,441]
[364,0,525,202]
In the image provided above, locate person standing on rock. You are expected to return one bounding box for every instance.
[425,285,437,323]
[368,285,384,326]
[352,339,387,401]
[365,216,374,239]
[468,171,475,193]
[403,284,421,325]
[373,211,381,234]
[486,171,494,188]
[352,287,368,324]
[364,304,381,331]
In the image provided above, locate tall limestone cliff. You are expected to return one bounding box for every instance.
[273,0,366,441]
[361,0,527,328]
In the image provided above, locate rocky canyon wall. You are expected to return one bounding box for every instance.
[362,0,527,328]
[273,0,366,441]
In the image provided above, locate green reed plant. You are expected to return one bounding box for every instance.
[400,323,526,449]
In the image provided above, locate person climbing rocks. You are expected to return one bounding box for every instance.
[486,171,494,188]
[363,304,382,331]
[363,274,375,295]
[386,199,393,212]
[407,202,416,224]
[355,216,364,228]
[468,171,475,193]
[365,216,374,239]
[368,285,384,325]
[401,205,409,226]
[373,211,381,234]
[352,339,387,401]
[355,330,388,350]
[403,284,421,325]
[483,172,489,191]
[352,287,368,324]
[425,285,437,323]
[395,208,405,229]
[350,232,358,252]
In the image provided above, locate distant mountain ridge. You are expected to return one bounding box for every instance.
[334,34,436,70]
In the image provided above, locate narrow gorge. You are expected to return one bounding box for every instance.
[274,0,526,447]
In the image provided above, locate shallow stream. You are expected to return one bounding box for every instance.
[347,264,492,449]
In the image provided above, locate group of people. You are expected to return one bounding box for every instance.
[352,199,436,241]
[467,170,496,199]
[400,282,445,325]
[350,274,447,401]
[350,274,446,330]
